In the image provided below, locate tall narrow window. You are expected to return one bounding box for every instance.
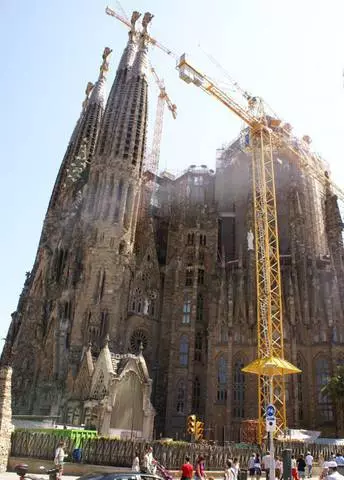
[198,268,205,285]
[182,297,191,324]
[195,332,202,362]
[220,324,228,343]
[124,184,133,229]
[179,335,189,366]
[176,380,186,413]
[200,234,207,246]
[233,359,245,418]
[315,357,333,422]
[217,356,227,403]
[185,268,193,286]
[187,233,195,246]
[192,377,201,412]
[196,294,204,322]
[114,179,123,222]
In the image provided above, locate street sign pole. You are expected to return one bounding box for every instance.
[269,378,275,480]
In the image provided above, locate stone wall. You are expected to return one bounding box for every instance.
[0,366,13,472]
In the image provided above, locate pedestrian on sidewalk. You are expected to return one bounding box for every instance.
[181,456,193,480]
[262,451,271,480]
[325,460,344,480]
[248,454,256,478]
[254,454,262,479]
[132,450,140,472]
[291,455,298,480]
[195,455,206,480]
[275,457,283,480]
[232,458,240,480]
[225,460,236,480]
[305,452,313,478]
[54,440,67,479]
[297,455,306,479]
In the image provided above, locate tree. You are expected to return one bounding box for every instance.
[321,366,344,436]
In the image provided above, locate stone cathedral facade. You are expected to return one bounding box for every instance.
[2,12,344,440]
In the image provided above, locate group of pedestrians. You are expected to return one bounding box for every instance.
[246,450,314,480]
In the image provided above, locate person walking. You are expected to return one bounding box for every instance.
[305,452,313,478]
[325,461,344,480]
[262,451,271,480]
[232,458,240,480]
[132,450,140,472]
[275,457,283,480]
[54,440,67,479]
[181,456,193,480]
[195,455,206,480]
[254,454,262,479]
[291,455,298,480]
[248,454,256,478]
[143,445,156,474]
[225,460,236,480]
[297,455,306,479]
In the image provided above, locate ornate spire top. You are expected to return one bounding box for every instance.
[82,81,95,110]
[104,333,110,348]
[99,47,113,80]
[88,341,93,351]
[142,12,154,33]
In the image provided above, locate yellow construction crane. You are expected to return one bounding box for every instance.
[105,5,344,445]
[177,54,301,445]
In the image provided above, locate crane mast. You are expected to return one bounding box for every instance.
[177,54,299,442]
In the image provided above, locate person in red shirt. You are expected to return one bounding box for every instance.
[181,456,194,480]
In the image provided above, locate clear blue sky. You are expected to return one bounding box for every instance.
[1,0,344,350]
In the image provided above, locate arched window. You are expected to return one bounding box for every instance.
[315,356,333,422]
[198,268,205,285]
[179,335,189,366]
[233,359,245,418]
[217,356,227,403]
[130,288,143,314]
[195,332,202,362]
[196,294,204,322]
[199,234,206,246]
[176,380,186,413]
[192,377,201,412]
[94,269,106,304]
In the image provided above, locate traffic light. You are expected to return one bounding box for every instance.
[186,414,196,435]
[195,420,204,440]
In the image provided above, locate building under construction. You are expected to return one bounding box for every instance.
[2,11,344,441]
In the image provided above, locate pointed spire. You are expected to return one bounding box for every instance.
[104,333,110,348]
[46,47,110,214]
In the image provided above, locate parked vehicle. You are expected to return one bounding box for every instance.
[15,463,60,480]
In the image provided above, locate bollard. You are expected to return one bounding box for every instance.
[282,449,292,480]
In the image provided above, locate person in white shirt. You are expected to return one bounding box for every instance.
[143,446,156,474]
[262,452,272,480]
[305,452,314,478]
[225,460,236,480]
[248,454,256,478]
[325,461,344,480]
[54,440,67,479]
[132,450,140,472]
